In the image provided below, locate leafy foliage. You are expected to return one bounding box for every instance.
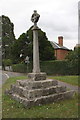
[12,60,78,75]
[66,47,80,75]
[66,47,80,61]
[38,29,55,61]
[11,27,55,63]
[2,15,15,59]
[11,33,31,63]
[2,59,12,70]
[2,59,12,66]
[2,15,55,63]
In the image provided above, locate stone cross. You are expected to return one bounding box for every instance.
[31,10,40,73]
[28,10,46,80]
[6,11,75,108]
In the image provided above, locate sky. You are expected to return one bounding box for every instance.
[0,0,79,49]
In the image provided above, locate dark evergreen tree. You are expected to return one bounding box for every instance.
[11,26,55,63]
[11,33,32,63]
[2,15,15,59]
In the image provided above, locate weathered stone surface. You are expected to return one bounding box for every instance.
[17,79,58,89]
[28,72,46,81]
[6,77,75,108]
[23,86,66,99]
[10,84,66,99]
[11,90,75,108]
[11,85,27,97]
[31,11,40,73]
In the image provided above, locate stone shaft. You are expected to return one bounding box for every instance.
[32,26,40,73]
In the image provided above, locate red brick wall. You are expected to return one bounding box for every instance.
[55,49,69,60]
[58,36,63,46]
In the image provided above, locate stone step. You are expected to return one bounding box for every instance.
[11,90,75,108]
[23,86,67,99]
[28,72,46,81]
[17,79,58,89]
[11,84,66,99]
[11,85,26,97]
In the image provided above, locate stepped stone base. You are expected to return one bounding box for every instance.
[16,79,58,89]
[10,84,66,99]
[6,72,75,108]
[10,90,74,108]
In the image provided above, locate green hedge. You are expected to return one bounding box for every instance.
[12,60,78,75]
[12,63,32,73]
[41,60,78,75]
[40,61,68,75]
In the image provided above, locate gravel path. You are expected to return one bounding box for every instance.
[57,80,80,94]
[2,71,27,84]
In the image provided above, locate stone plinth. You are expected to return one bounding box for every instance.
[16,79,58,89]
[28,72,46,81]
[6,78,75,108]
[10,84,66,99]
[9,89,75,108]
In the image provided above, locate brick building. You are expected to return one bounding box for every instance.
[50,36,70,60]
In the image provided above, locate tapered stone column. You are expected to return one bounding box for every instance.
[32,25,40,73]
[28,10,46,80]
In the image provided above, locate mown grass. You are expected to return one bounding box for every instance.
[2,76,79,118]
[2,76,27,91]
[49,76,79,86]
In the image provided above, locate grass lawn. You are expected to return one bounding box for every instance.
[2,76,79,118]
[49,76,79,86]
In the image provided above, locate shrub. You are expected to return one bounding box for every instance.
[2,59,12,70]
[3,59,12,66]
[40,60,69,75]
[12,60,78,75]
[12,63,32,73]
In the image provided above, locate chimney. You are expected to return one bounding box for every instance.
[58,36,63,46]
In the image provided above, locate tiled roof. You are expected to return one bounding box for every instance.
[50,41,70,50]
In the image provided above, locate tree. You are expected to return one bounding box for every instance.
[11,33,32,63]
[66,47,80,62]
[2,59,12,70]
[11,27,55,63]
[2,15,15,59]
[66,47,80,75]
[27,27,55,61]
